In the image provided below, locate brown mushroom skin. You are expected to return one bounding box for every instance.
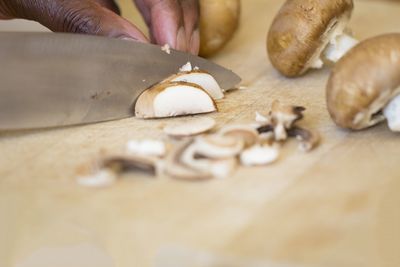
[199,0,240,57]
[267,0,353,77]
[327,34,400,130]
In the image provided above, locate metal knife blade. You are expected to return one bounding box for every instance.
[0,32,241,130]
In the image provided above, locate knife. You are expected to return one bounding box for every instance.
[0,32,240,130]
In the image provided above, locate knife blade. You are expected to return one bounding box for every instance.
[0,32,241,130]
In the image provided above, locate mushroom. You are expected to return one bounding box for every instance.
[240,144,279,166]
[326,33,400,131]
[199,0,241,57]
[194,134,244,159]
[163,117,216,137]
[76,168,117,188]
[164,70,224,100]
[134,81,217,119]
[267,0,358,77]
[218,124,259,148]
[269,100,305,141]
[287,126,320,152]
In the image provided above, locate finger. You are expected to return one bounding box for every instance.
[134,0,186,51]
[1,0,148,42]
[93,0,120,14]
[179,0,200,54]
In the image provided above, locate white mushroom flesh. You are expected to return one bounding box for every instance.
[77,169,117,188]
[240,145,279,166]
[153,85,216,117]
[324,34,359,62]
[161,44,171,54]
[179,62,192,72]
[384,94,400,132]
[170,72,224,100]
[126,139,166,157]
[194,135,244,159]
[163,117,216,137]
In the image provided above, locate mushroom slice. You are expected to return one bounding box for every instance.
[288,127,320,152]
[161,44,171,54]
[165,70,224,100]
[126,139,166,157]
[135,81,217,119]
[181,142,237,179]
[76,168,117,188]
[218,124,259,148]
[267,0,355,77]
[326,34,400,130]
[194,134,244,159]
[269,100,305,141]
[179,62,193,72]
[240,145,279,166]
[163,117,216,137]
[165,140,212,181]
[101,155,158,176]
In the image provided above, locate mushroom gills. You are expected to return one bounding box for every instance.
[384,94,400,131]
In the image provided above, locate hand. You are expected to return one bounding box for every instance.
[0,0,199,54]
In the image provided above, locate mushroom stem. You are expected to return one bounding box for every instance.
[323,33,359,63]
[383,94,400,132]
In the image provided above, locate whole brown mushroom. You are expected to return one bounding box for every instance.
[267,0,358,77]
[327,33,400,131]
[199,0,241,57]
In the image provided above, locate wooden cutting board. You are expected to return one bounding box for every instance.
[1,1,400,266]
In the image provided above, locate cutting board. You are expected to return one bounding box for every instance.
[1,1,400,266]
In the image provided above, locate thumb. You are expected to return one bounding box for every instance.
[0,0,148,41]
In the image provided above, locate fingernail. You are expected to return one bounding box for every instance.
[176,27,187,52]
[189,29,200,55]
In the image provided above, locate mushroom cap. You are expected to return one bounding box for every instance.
[267,0,353,77]
[199,0,241,57]
[327,33,400,130]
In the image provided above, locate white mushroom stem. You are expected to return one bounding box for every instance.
[384,94,400,132]
[323,33,359,63]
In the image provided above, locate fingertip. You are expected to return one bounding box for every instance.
[189,29,200,55]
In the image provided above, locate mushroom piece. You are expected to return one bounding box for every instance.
[135,81,217,119]
[267,0,357,77]
[194,134,244,159]
[126,139,167,157]
[163,117,216,137]
[269,100,305,141]
[240,145,279,166]
[326,34,400,131]
[287,126,320,152]
[199,0,241,57]
[164,70,224,100]
[218,124,259,148]
[76,168,117,188]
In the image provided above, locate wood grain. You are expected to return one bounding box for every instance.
[1,1,400,267]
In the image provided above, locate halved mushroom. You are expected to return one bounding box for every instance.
[326,33,400,131]
[163,117,216,137]
[164,70,224,100]
[218,124,259,148]
[135,81,217,119]
[199,0,241,57]
[240,144,279,166]
[267,0,357,77]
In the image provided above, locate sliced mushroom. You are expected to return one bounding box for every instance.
[218,124,259,148]
[326,33,400,131]
[126,139,167,157]
[194,134,244,159]
[267,0,357,77]
[164,70,224,100]
[179,62,193,72]
[199,0,241,57]
[383,94,400,132]
[240,144,279,166]
[163,117,216,137]
[181,142,237,179]
[287,126,320,152]
[161,44,171,54]
[164,140,212,181]
[270,100,305,141]
[101,155,158,176]
[135,81,217,119]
